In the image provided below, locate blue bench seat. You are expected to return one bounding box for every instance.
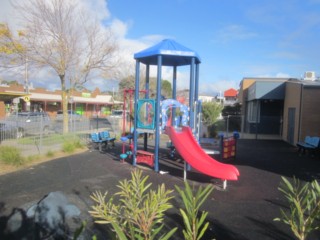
[90,131,116,152]
[296,136,320,156]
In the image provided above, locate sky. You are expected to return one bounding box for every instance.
[1,0,320,95]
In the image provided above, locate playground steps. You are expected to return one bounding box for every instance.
[136,150,154,167]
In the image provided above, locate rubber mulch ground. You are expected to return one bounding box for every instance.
[0,139,320,239]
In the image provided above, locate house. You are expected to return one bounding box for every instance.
[238,75,320,145]
[198,94,215,103]
[224,88,238,106]
[0,83,122,119]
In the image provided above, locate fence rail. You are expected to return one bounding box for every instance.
[0,116,122,157]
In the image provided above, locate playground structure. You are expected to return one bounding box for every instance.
[119,89,155,165]
[220,132,240,161]
[122,39,239,183]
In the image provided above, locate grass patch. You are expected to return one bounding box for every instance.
[0,146,25,166]
[17,133,85,146]
[62,141,76,153]
[46,150,55,158]
[62,137,84,153]
[27,155,40,162]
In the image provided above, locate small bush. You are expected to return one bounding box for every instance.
[62,138,84,153]
[62,141,76,153]
[27,155,40,162]
[46,150,55,158]
[207,124,217,138]
[73,139,84,149]
[0,146,25,166]
[274,177,320,240]
[89,169,177,240]
[175,181,214,240]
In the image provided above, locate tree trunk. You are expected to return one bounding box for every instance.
[60,75,69,134]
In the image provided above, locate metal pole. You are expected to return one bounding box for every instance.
[154,55,162,172]
[226,115,230,137]
[25,56,29,94]
[189,58,195,130]
[144,65,150,150]
[133,60,140,166]
[255,100,259,140]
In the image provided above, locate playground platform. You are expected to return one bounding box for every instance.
[0,139,319,239]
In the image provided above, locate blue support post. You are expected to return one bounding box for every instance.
[189,57,195,130]
[144,64,150,151]
[172,66,177,126]
[195,63,200,101]
[197,100,202,142]
[133,60,140,166]
[173,66,177,99]
[154,55,162,172]
[219,133,224,161]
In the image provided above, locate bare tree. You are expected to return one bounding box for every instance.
[0,0,117,133]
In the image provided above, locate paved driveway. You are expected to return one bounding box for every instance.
[0,139,319,239]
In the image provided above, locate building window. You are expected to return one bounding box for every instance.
[247,101,260,123]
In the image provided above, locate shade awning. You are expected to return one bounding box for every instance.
[0,92,29,101]
[134,39,201,66]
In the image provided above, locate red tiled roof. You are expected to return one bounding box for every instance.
[224,88,238,97]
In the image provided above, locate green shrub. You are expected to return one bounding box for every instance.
[62,141,76,153]
[0,146,25,166]
[175,181,214,240]
[89,169,177,240]
[27,155,40,162]
[73,139,84,149]
[274,177,320,240]
[207,124,217,138]
[62,138,84,153]
[46,150,55,158]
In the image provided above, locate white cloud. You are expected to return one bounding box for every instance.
[275,72,291,78]
[308,0,320,4]
[0,0,20,30]
[253,72,291,78]
[0,0,236,96]
[199,80,239,95]
[213,24,258,44]
[78,0,110,21]
[269,51,300,60]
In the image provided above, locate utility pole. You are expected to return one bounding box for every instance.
[24,56,30,111]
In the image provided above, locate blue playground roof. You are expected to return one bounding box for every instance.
[134,39,201,66]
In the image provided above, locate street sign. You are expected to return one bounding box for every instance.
[24,96,30,102]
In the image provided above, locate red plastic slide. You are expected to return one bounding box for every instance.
[166,126,240,181]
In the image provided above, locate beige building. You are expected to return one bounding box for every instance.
[239,77,320,145]
[283,79,320,144]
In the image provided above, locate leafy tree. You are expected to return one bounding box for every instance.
[201,102,223,138]
[161,79,172,98]
[118,76,172,100]
[221,103,241,117]
[202,102,223,125]
[0,23,25,55]
[0,0,117,133]
[118,75,135,95]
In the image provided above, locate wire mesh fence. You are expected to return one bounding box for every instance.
[0,114,123,158]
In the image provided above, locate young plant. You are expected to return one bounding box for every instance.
[0,146,25,166]
[89,169,177,240]
[175,181,214,240]
[274,176,320,240]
